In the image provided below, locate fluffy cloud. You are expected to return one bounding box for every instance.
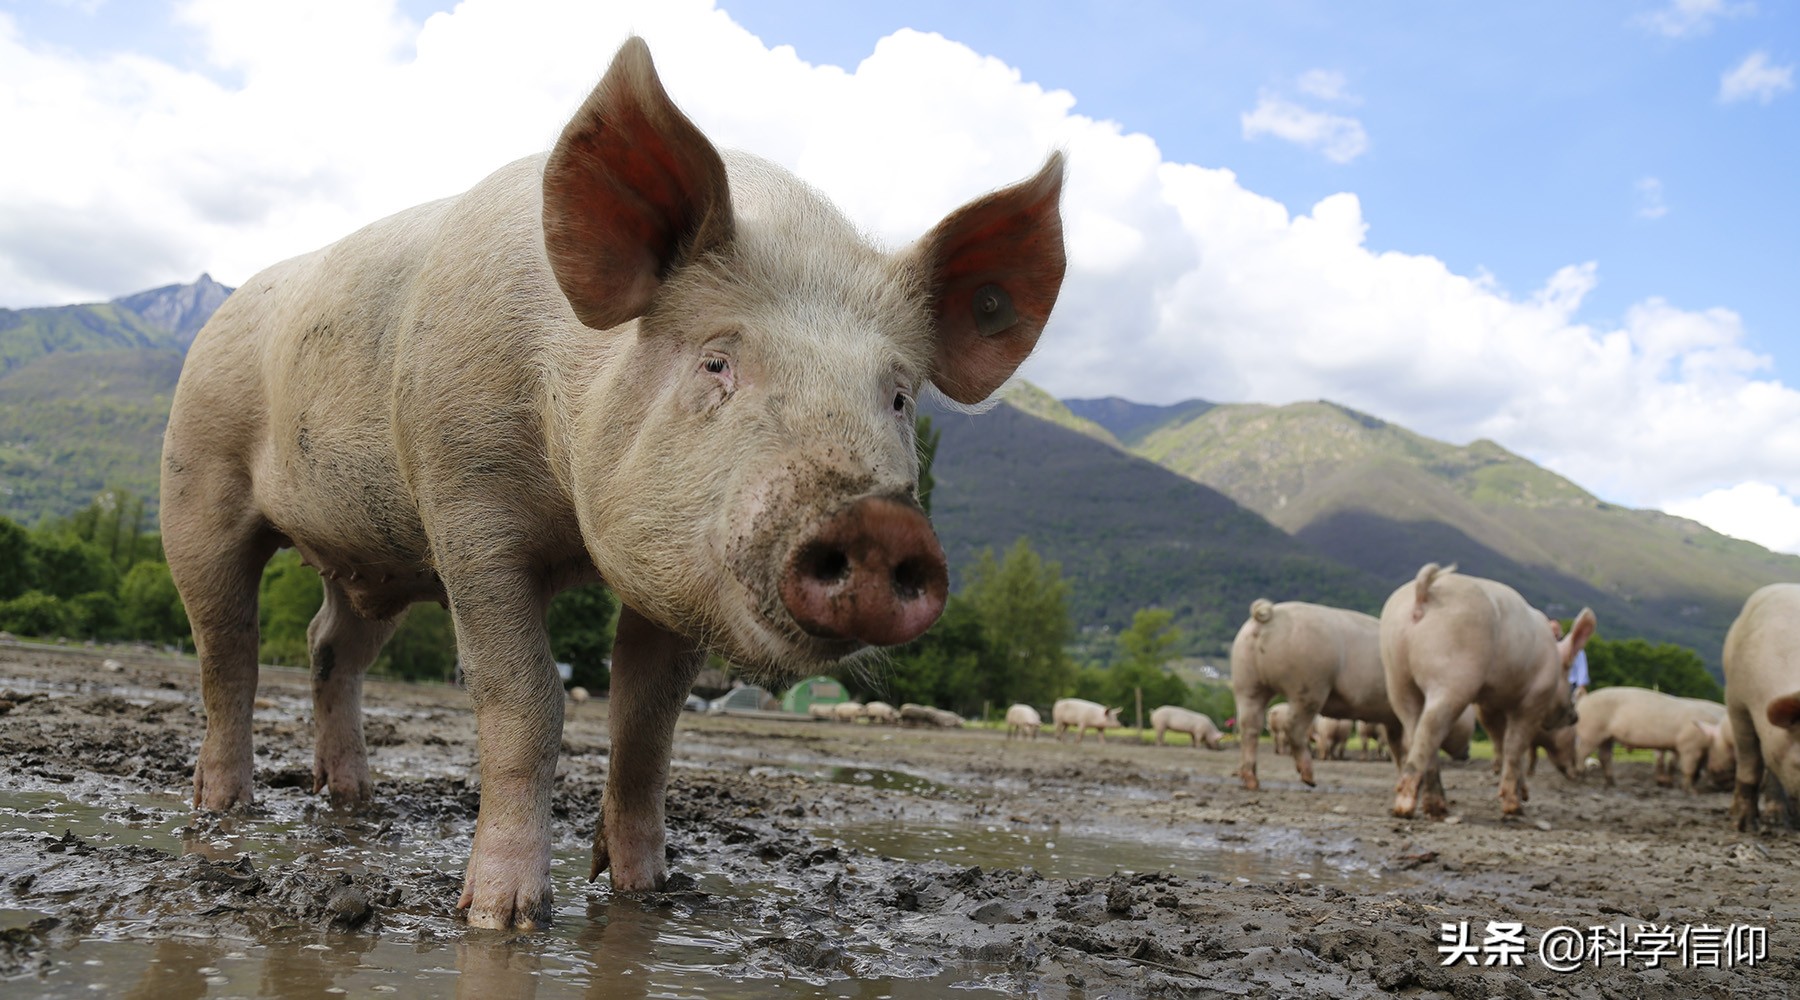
[1240,91,1369,164]
[2,0,1797,550]
[1635,177,1668,219]
[1667,483,1800,554]
[1633,0,1755,39]
[1719,50,1795,104]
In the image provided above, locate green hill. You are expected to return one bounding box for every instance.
[927,392,1388,653]
[0,302,179,374]
[1127,399,1800,665]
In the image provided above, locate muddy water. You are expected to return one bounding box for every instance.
[1,785,1019,998]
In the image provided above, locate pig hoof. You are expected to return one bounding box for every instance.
[192,757,255,812]
[312,765,374,807]
[459,884,554,931]
[1239,771,1260,792]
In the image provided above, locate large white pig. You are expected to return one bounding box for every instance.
[1005,703,1042,740]
[1311,715,1354,761]
[1723,584,1800,830]
[863,701,898,725]
[1230,599,1402,790]
[1381,564,1593,819]
[160,38,1066,930]
[1151,705,1224,749]
[1573,686,1730,792]
[1053,698,1123,744]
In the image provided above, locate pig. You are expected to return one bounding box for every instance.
[1267,702,1295,755]
[807,702,837,721]
[900,703,963,728]
[1150,705,1224,749]
[1482,709,1577,780]
[1310,715,1354,761]
[1441,704,1477,762]
[1571,686,1729,792]
[1381,564,1593,819]
[863,701,897,725]
[1005,703,1043,740]
[1230,598,1404,790]
[832,700,865,723]
[1356,720,1389,761]
[159,37,1066,930]
[1053,698,1123,744]
[1723,584,1800,830]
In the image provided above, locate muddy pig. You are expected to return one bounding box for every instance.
[1572,686,1728,792]
[1267,701,1296,755]
[1231,598,1403,790]
[863,701,898,725]
[1381,564,1593,819]
[1151,705,1223,749]
[1310,715,1354,760]
[1006,703,1042,740]
[1724,583,1800,830]
[160,37,1066,930]
[1053,698,1123,744]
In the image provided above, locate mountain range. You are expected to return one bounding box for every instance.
[4,277,1793,666]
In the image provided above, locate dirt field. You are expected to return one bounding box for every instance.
[1,642,1795,998]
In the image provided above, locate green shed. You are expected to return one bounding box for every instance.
[780,676,847,715]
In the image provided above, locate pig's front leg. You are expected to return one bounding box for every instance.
[591,605,704,891]
[453,581,564,930]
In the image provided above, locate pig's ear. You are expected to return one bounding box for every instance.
[1695,720,1721,741]
[1564,608,1597,655]
[916,153,1067,404]
[1769,694,1800,729]
[543,36,734,331]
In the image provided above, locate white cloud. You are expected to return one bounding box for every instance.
[1634,0,1755,39]
[1636,176,1668,219]
[2,0,1798,547]
[1295,69,1358,104]
[1666,482,1800,554]
[1240,92,1370,164]
[1720,50,1795,104]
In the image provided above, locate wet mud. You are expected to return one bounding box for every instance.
[2,642,1797,997]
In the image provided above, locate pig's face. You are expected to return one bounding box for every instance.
[543,42,1065,675]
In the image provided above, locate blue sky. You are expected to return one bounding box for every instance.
[2,0,1797,551]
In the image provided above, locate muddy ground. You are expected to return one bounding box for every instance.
[1,643,1796,998]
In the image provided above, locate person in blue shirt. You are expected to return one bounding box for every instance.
[1551,619,1589,698]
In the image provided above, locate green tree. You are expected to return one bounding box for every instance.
[66,591,121,639]
[31,534,116,598]
[258,550,322,665]
[961,538,1074,709]
[119,562,190,646]
[0,591,72,637]
[0,517,34,600]
[547,583,619,690]
[877,594,987,714]
[1585,635,1721,701]
[915,414,940,516]
[1100,608,1190,719]
[376,604,458,682]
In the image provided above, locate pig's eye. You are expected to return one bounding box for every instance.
[892,390,911,413]
[702,357,728,375]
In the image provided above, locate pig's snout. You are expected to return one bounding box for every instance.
[780,495,949,647]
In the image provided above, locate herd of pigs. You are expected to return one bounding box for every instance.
[994,569,1800,835]
[151,30,1800,936]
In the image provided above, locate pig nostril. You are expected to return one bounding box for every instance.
[892,557,930,600]
[798,544,851,585]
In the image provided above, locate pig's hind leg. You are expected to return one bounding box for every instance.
[306,581,399,805]
[591,606,705,892]
[163,489,280,813]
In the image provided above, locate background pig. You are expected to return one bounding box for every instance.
[1356,720,1390,761]
[1054,698,1123,744]
[832,701,866,723]
[808,702,836,721]
[1311,715,1354,760]
[1151,705,1224,749]
[1267,702,1295,755]
[1483,709,1576,780]
[1572,687,1728,792]
[1006,703,1043,740]
[1441,704,1477,762]
[160,38,1066,931]
[1723,583,1800,830]
[1381,564,1593,819]
[863,701,897,725]
[1231,599,1403,790]
[900,703,964,728]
